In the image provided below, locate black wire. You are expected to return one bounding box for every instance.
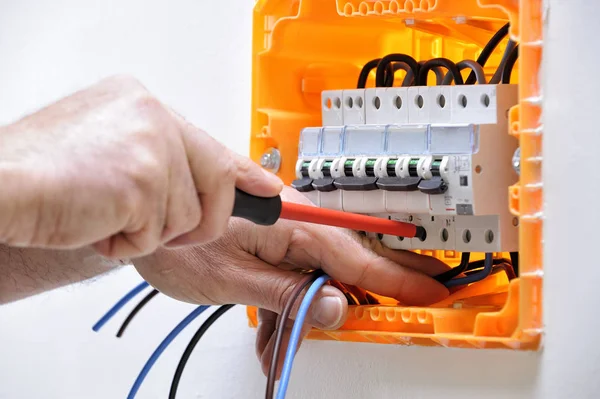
[357,58,393,89]
[501,44,519,84]
[465,257,512,271]
[169,304,235,399]
[384,62,411,87]
[116,289,159,338]
[465,22,510,84]
[510,252,519,276]
[417,58,463,86]
[375,54,420,87]
[434,252,471,283]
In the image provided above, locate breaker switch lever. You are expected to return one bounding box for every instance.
[291,178,315,192]
[312,177,337,192]
[376,176,421,191]
[418,177,448,195]
[333,176,378,191]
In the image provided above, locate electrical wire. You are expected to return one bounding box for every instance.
[357,58,393,89]
[510,252,519,276]
[466,262,516,281]
[126,305,210,399]
[385,62,413,87]
[375,53,420,87]
[417,58,463,86]
[444,253,494,288]
[116,289,160,338]
[441,60,486,85]
[466,22,510,84]
[404,61,444,86]
[265,271,323,399]
[92,281,149,332]
[276,274,332,399]
[169,305,234,399]
[434,252,471,283]
[501,44,519,84]
[490,39,517,84]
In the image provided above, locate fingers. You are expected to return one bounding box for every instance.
[250,218,449,306]
[160,149,202,243]
[201,248,348,330]
[166,116,282,246]
[257,309,312,379]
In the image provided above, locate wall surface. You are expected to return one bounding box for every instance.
[0,1,598,398]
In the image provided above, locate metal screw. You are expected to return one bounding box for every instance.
[260,148,281,174]
[512,147,521,175]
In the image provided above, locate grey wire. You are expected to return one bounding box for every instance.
[404,61,444,85]
[441,59,486,85]
[444,253,494,288]
[490,39,517,84]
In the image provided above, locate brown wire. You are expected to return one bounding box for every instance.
[265,270,323,399]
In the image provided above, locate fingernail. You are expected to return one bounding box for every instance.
[262,169,284,187]
[312,289,344,329]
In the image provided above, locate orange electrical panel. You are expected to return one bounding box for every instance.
[247,0,543,350]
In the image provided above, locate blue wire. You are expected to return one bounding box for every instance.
[445,252,494,288]
[276,274,331,399]
[92,281,150,332]
[126,305,210,399]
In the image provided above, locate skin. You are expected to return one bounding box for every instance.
[0,76,451,376]
[0,75,282,258]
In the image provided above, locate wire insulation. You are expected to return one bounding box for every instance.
[265,271,323,399]
[466,23,510,84]
[445,253,494,288]
[501,44,519,84]
[417,58,463,86]
[490,39,517,84]
[375,54,419,87]
[92,281,149,332]
[116,289,159,338]
[434,252,471,283]
[126,305,210,399]
[441,60,486,85]
[169,305,234,399]
[276,274,332,399]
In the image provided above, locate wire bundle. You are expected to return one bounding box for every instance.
[357,22,518,89]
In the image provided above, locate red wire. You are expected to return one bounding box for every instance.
[279,202,418,238]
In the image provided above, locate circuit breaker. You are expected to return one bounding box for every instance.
[248,0,543,351]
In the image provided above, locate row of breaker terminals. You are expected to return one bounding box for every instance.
[292,156,451,196]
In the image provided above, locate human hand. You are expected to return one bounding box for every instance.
[132,186,450,376]
[0,75,282,258]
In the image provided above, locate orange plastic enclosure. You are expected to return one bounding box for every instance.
[248,0,543,350]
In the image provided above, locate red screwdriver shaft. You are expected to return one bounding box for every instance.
[279,202,424,239]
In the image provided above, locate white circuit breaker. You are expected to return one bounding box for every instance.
[292,84,518,252]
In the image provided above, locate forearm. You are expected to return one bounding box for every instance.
[0,245,124,304]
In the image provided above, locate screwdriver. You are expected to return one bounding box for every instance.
[232,189,426,239]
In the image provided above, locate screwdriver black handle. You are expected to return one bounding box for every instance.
[232,188,282,226]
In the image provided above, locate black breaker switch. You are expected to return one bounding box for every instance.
[376,176,421,191]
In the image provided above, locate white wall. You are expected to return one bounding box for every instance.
[0,1,598,398]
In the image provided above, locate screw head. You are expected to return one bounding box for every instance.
[260,148,281,174]
[512,147,521,175]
